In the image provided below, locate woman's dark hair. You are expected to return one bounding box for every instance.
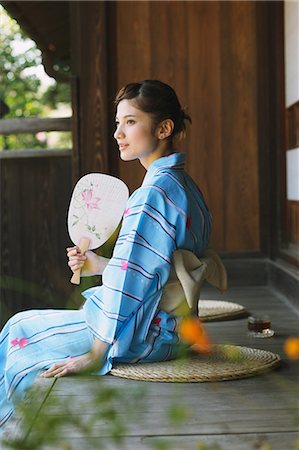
[114,80,191,143]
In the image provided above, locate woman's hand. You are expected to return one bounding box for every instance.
[41,339,108,378]
[40,352,101,378]
[66,246,109,277]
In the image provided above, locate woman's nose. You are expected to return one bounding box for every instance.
[114,124,125,140]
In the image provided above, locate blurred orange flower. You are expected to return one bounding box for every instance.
[284,337,299,360]
[178,316,212,353]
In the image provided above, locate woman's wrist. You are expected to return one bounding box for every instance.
[89,338,108,359]
[96,255,110,275]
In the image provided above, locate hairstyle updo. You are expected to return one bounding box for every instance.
[114,80,191,144]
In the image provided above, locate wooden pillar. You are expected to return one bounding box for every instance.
[70,1,109,181]
[256,1,286,260]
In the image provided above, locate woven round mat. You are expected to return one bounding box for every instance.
[110,345,280,382]
[198,300,247,321]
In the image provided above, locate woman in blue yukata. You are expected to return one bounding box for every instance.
[0,80,215,430]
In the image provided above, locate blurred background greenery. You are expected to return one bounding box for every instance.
[0,4,71,151]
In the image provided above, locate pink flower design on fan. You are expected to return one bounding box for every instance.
[11,337,28,348]
[121,261,128,270]
[124,208,130,216]
[81,189,101,209]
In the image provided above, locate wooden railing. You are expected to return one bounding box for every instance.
[0,117,71,135]
[0,117,72,155]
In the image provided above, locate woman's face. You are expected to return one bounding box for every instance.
[114,99,164,168]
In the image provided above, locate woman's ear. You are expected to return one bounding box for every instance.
[157,119,174,140]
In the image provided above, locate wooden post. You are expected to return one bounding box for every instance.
[70,1,109,182]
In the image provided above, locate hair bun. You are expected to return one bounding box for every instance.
[181,106,192,125]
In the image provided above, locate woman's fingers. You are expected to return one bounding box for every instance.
[41,361,73,378]
[68,255,86,262]
[49,365,70,378]
[66,246,87,273]
[68,260,85,273]
[54,368,69,378]
[41,354,100,379]
[67,248,80,258]
[41,362,64,376]
[66,246,87,258]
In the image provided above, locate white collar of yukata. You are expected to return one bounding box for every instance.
[143,152,186,183]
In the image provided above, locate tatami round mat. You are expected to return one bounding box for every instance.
[110,345,280,382]
[198,300,247,321]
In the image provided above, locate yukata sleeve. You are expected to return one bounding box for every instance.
[82,184,181,347]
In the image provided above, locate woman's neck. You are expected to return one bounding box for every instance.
[140,143,175,170]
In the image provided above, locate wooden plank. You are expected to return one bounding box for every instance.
[39,375,299,415]
[14,286,297,449]
[37,432,299,450]
[29,376,297,438]
[25,404,298,435]
[3,286,297,449]
[0,118,71,135]
[0,155,74,326]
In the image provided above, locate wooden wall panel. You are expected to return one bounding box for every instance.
[220,1,260,251]
[149,1,188,91]
[114,1,151,190]
[0,155,74,327]
[109,0,261,253]
[186,1,223,249]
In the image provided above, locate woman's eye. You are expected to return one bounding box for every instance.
[127,119,135,125]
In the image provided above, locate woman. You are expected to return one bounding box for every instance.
[0,80,212,429]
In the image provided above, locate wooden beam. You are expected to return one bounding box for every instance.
[0,149,71,159]
[0,117,71,135]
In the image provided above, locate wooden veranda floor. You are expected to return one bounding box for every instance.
[2,285,299,450]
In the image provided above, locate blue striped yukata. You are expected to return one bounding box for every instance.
[0,152,212,430]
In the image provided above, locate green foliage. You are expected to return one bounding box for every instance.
[41,83,71,109]
[0,10,43,114]
[167,403,189,425]
[0,5,71,150]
